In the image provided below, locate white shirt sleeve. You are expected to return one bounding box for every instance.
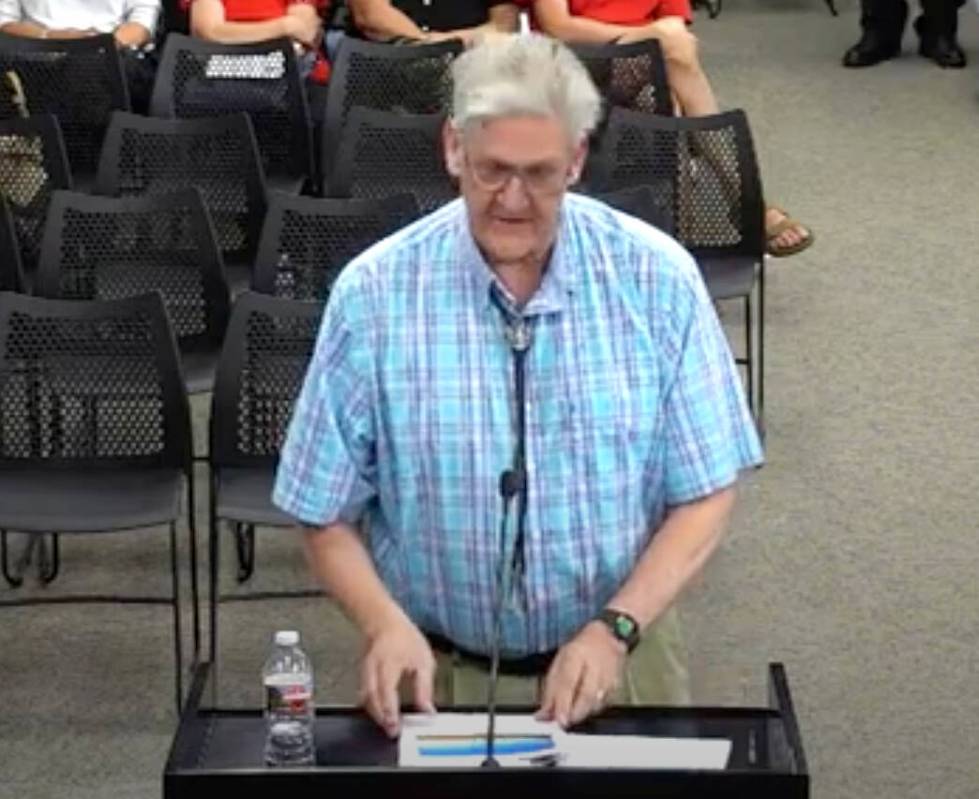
[0,0,25,27]
[124,0,160,35]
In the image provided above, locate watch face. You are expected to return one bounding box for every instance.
[615,615,637,639]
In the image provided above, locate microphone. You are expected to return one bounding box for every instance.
[483,314,533,768]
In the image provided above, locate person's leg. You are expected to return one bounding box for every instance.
[915,0,965,66]
[644,18,718,117]
[843,0,908,65]
[643,20,810,255]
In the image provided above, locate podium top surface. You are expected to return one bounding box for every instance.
[165,662,809,799]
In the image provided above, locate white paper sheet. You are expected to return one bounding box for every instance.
[398,714,731,770]
[559,734,732,770]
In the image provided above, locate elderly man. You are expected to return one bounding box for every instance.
[274,33,762,737]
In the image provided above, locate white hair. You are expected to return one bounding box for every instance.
[450,33,602,144]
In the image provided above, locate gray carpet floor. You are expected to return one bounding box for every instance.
[2,4,979,797]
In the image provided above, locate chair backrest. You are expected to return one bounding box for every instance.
[95,111,268,266]
[0,291,191,470]
[252,193,419,301]
[150,33,313,185]
[591,108,765,261]
[0,198,23,292]
[329,108,455,215]
[321,38,460,187]
[0,114,72,274]
[35,189,230,352]
[210,291,321,469]
[0,32,129,180]
[571,40,672,118]
[591,185,676,236]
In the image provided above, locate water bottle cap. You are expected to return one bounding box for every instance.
[274,630,299,647]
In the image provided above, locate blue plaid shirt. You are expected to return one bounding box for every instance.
[273,194,763,657]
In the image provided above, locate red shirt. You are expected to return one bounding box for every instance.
[182,0,327,20]
[184,0,332,82]
[533,0,693,25]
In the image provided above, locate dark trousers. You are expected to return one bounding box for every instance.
[861,0,965,42]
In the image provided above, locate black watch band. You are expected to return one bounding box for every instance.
[597,608,641,653]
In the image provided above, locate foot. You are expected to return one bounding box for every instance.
[765,206,813,258]
[914,15,966,67]
[919,34,966,67]
[842,31,901,67]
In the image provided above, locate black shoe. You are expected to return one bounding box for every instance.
[918,33,966,67]
[842,32,901,67]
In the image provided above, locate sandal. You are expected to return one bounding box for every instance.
[765,205,814,258]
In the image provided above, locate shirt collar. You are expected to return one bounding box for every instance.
[458,198,577,318]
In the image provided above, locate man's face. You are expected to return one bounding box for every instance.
[444,115,586,268]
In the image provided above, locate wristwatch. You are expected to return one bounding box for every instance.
[597,608,641,653]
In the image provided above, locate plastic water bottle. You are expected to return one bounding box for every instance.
[263,630,315,766]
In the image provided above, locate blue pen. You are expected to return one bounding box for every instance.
[419,738,555,757]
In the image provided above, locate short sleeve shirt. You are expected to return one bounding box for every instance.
[273,194,763,657]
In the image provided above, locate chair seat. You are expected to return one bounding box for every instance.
[216,466,294,527]
[267,174,307,195]
[0,468,183,533]
[698,255,759,301]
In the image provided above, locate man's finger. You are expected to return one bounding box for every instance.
[360,656,386,731]
[412,659,436,714]
[535,655,564,720]
[552,655,585,728]
[569,665,599,726]
[376,658,403,737]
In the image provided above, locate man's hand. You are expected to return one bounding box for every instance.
[283,6,323,49]
[536,620,627,728]
[360,611,436,738]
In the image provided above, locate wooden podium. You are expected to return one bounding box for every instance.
[164,661,808,798]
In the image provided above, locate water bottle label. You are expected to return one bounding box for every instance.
[265,681,312,717]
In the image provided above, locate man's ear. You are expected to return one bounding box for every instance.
[443,119,463,178]
[568,136,588,185]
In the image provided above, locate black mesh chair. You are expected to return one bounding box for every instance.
[0,115,72,281]
[150,33,313,194]
[0,33,129,184]
[572,40,672,118]
[94,111,268,288]
[328,108,455,215]
[252,192,419,301]
[34,189,231,394]
[591,185,676,235]
[208,291,321,658]
[592,108,766,429]
[0,198,23,292]
[320,38,460,189]
[0,291,198,708]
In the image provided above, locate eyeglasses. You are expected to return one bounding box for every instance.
[464,155,572,196]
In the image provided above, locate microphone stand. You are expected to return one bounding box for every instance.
[483,320,531,768]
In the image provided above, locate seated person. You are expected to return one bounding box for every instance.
[533,0,813,258]
[0,0,161,111]
[348,0,519,46]
[186,0,332,82]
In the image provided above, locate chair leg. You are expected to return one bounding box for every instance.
[825,0,839,15]
[38,534,60,585]
[186,476,201,662]
[169,521,184,711]
[208,471,220,665]
[1,531,24,588]
[744,293,755,419]
[757,261,766,441]
[235,523,256,584]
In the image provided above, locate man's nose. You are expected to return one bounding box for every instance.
[496,173,531,211]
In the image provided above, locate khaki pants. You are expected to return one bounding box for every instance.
[429,607,691,708]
